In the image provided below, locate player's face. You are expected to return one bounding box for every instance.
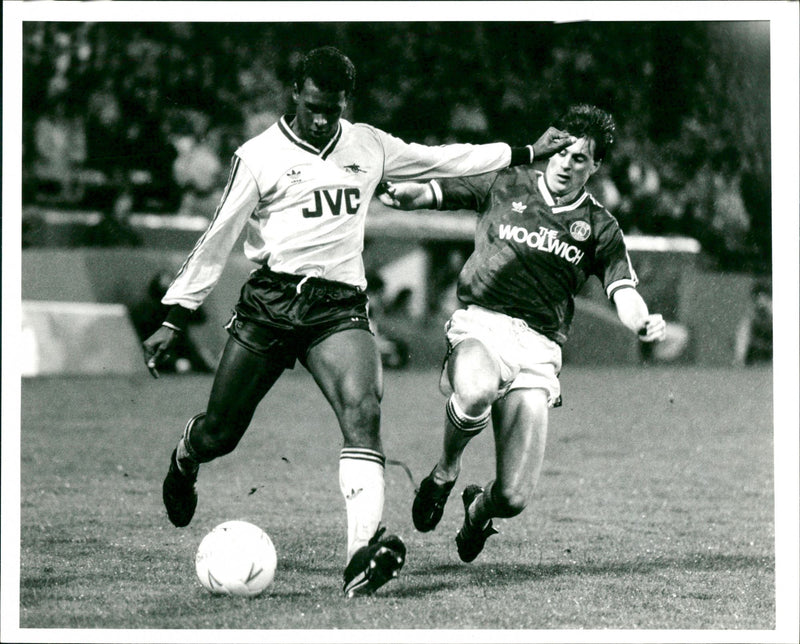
[292,78,347,149]
[545,136,602,201]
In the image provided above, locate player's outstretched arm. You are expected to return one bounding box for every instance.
[612,287,666,342]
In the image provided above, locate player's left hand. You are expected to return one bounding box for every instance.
[142,324,179,378]
[637,314,666,342]
[531,127,577,160]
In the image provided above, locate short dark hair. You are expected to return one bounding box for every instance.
[294,46,356,95]
[553,104,616,161]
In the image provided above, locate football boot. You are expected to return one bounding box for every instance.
[412,468,456,532]
[455,484,499,562]
[162,448,198,527]
[343,526,406,598]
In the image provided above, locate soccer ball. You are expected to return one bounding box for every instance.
[195,520,277,597]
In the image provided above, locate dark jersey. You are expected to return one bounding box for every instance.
[437,167,637,345]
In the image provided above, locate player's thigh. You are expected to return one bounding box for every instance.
[447,338,503,403]
[305,328,383,417]
[205,335,285,431]
[491,387,549,496]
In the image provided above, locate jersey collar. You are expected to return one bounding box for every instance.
[537,173,590,213]
[279,115,342,159]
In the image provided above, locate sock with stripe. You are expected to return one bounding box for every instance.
[435,395,491,484]
[175,413,205,476]
[446,394,491,434]
[339,447,386,562]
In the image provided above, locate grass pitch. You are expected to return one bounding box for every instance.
[15,365,775,634]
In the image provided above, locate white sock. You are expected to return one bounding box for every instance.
[447,394,491,433]
[339,448,385,562]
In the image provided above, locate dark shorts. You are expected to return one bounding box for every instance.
[226,267,372,369]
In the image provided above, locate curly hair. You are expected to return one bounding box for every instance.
[294,46,356,96]
[553,104,616,161]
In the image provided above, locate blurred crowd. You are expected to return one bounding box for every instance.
[22,23,284,220]
[21,22,771,273]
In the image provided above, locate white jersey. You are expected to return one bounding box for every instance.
[163,116,513,310]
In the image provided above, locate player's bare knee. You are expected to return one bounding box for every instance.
[345,387,380,418]
[453,378,496,416]
[339,389,381,441]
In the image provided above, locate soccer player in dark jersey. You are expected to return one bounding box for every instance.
[379,104,666,562]
[142,46,575,597]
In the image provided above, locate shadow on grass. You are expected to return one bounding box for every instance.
[395,552,773,597]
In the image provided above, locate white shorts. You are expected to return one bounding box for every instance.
[440,305,563,407]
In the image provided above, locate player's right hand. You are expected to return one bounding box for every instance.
[377,181,435,210]
[637,314,666,343]
[142,325,179,379]
[531,127,577,160]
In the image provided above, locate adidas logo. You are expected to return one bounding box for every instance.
[512,201,527,213]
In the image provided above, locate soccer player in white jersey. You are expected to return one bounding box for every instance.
[379,104,666,562]
[142,46,575,597]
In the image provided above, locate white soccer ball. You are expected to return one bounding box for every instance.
[195,520,277,597]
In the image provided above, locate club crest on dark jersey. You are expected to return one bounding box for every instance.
[569,220,591,242]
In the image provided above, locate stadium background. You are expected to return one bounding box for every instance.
[19,20,772,374]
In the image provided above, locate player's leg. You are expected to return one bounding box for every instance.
[304,328,405,597]
[438,338,500,480]
[456,387,549,562]
[305,327,384,555]
[163,334,285,527]
[190,336,286,457]
[412,338,499,532]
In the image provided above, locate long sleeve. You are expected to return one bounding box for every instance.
[431,173,501,211]
[162,156,260,311]
[374,127,514,182]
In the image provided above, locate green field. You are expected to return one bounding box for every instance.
[14,365,777,636]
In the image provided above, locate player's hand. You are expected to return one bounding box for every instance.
[531,127,577,160]
[142,325,179,378]
[377,181,435,210]
[637,314,666,342]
